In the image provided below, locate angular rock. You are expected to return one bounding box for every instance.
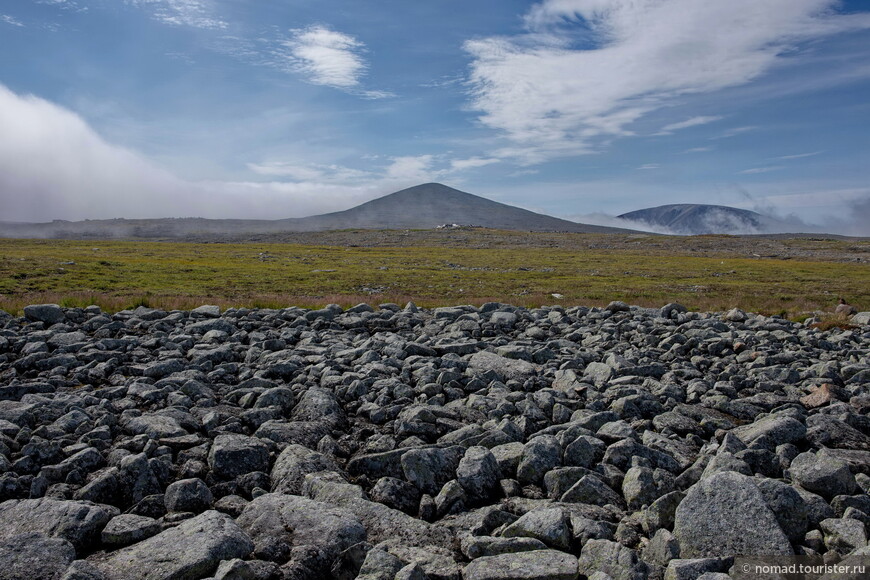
[789,450,857,499]
[0,532,76,580]
[501,508,571,551]
[0,498,114,553]
[207,434,270,480]
[101,514,160,547]
[463,550,579,580]
[457,446,501,502]
[236,493,365,568]
[577,539,648,580]
[270,444,340,495]
[89,511,252,580]
[673,471,792,558]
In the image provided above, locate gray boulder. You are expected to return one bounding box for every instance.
[457,446,501,502]
[673,471,792,558]
[270,444,340,495]
[90,511,252,580]
[732,415,806,450]
[789,450,857,499]
[469,351,538,382]
[101,514,160,547]
[24,304,65,325]
[236,493,365,568]
[356,547,405,580]
[463,549,579,580]
[401,446,464,495]
[0,498,115,554]
[755,478,808,542]
[517,436,561,486]
[577,539,648,580]
[207,434,270,480]
[501,508,571,551]
[0,532,76,580]
[163,478,213,513]
[819,518,868,554]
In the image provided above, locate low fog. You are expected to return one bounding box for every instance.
[0,85,392,223]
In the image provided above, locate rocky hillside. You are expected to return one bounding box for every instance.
[618,204,807,235]
[0,301,868,579]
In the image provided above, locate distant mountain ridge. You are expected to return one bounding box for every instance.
[618,203,806,235]
[0,183,635,238]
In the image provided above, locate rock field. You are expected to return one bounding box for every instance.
[0,300,868,580]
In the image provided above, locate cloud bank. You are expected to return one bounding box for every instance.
[0,85,485,223]
[465,0,870,163]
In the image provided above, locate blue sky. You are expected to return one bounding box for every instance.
[1,0,869,234]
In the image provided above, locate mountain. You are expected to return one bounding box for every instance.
[0,183,635,238]
[618,203,807,235]
[275,183,630,233]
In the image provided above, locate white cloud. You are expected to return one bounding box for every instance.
[465,0,870,163]
[128,0,227,30]
[385,155,442,182]
[713,125,758,139]
[636,163,660,170]
[0,84,492,223]
[283,25,393,98]
[655,115,723,135]
[450,157,501,171]
[684,146,712,153]
[0,84,387,221]
[777,151,822,160]
[1,14,24,27]
[246,161,372,183]
[740,166,784,174]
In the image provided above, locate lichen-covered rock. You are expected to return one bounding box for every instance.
[89,511,253,580]
[577,539,647,580]
[0,532,76,580]
[207,434,270,479]
[789,450,857,499]
[463,550,579,580]
[236,493,365,568]
[0,498,115,554]
[673,471,792,558]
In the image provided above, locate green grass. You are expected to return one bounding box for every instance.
[0,238,866,317]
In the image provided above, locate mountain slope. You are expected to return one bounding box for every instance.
[277,183,631,233]
[618,203,806,235]
[0,183,635,238]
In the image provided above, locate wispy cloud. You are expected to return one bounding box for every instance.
[1,14,24,27]
[740,165,784,174]
[450,157,500,171]
[777,151,822,160]
[636,163,660,170]
[282,25,392,98]
[246,161,372,183]
[464,0,870,163]
[128,0,227,30]
[713,126,758,139]
[655,116,723,135]
[684,146,712,153]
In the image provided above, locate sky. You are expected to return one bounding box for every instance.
[1,0,869,235]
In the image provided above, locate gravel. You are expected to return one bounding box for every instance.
[0,301,868,579]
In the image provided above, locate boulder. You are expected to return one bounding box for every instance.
[463,550,579,580]
[89,511,253,580]
[0,498,114,554]
[673,471,792,558]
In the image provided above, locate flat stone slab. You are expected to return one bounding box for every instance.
[462,549,579,580]
[89,510,253,580]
